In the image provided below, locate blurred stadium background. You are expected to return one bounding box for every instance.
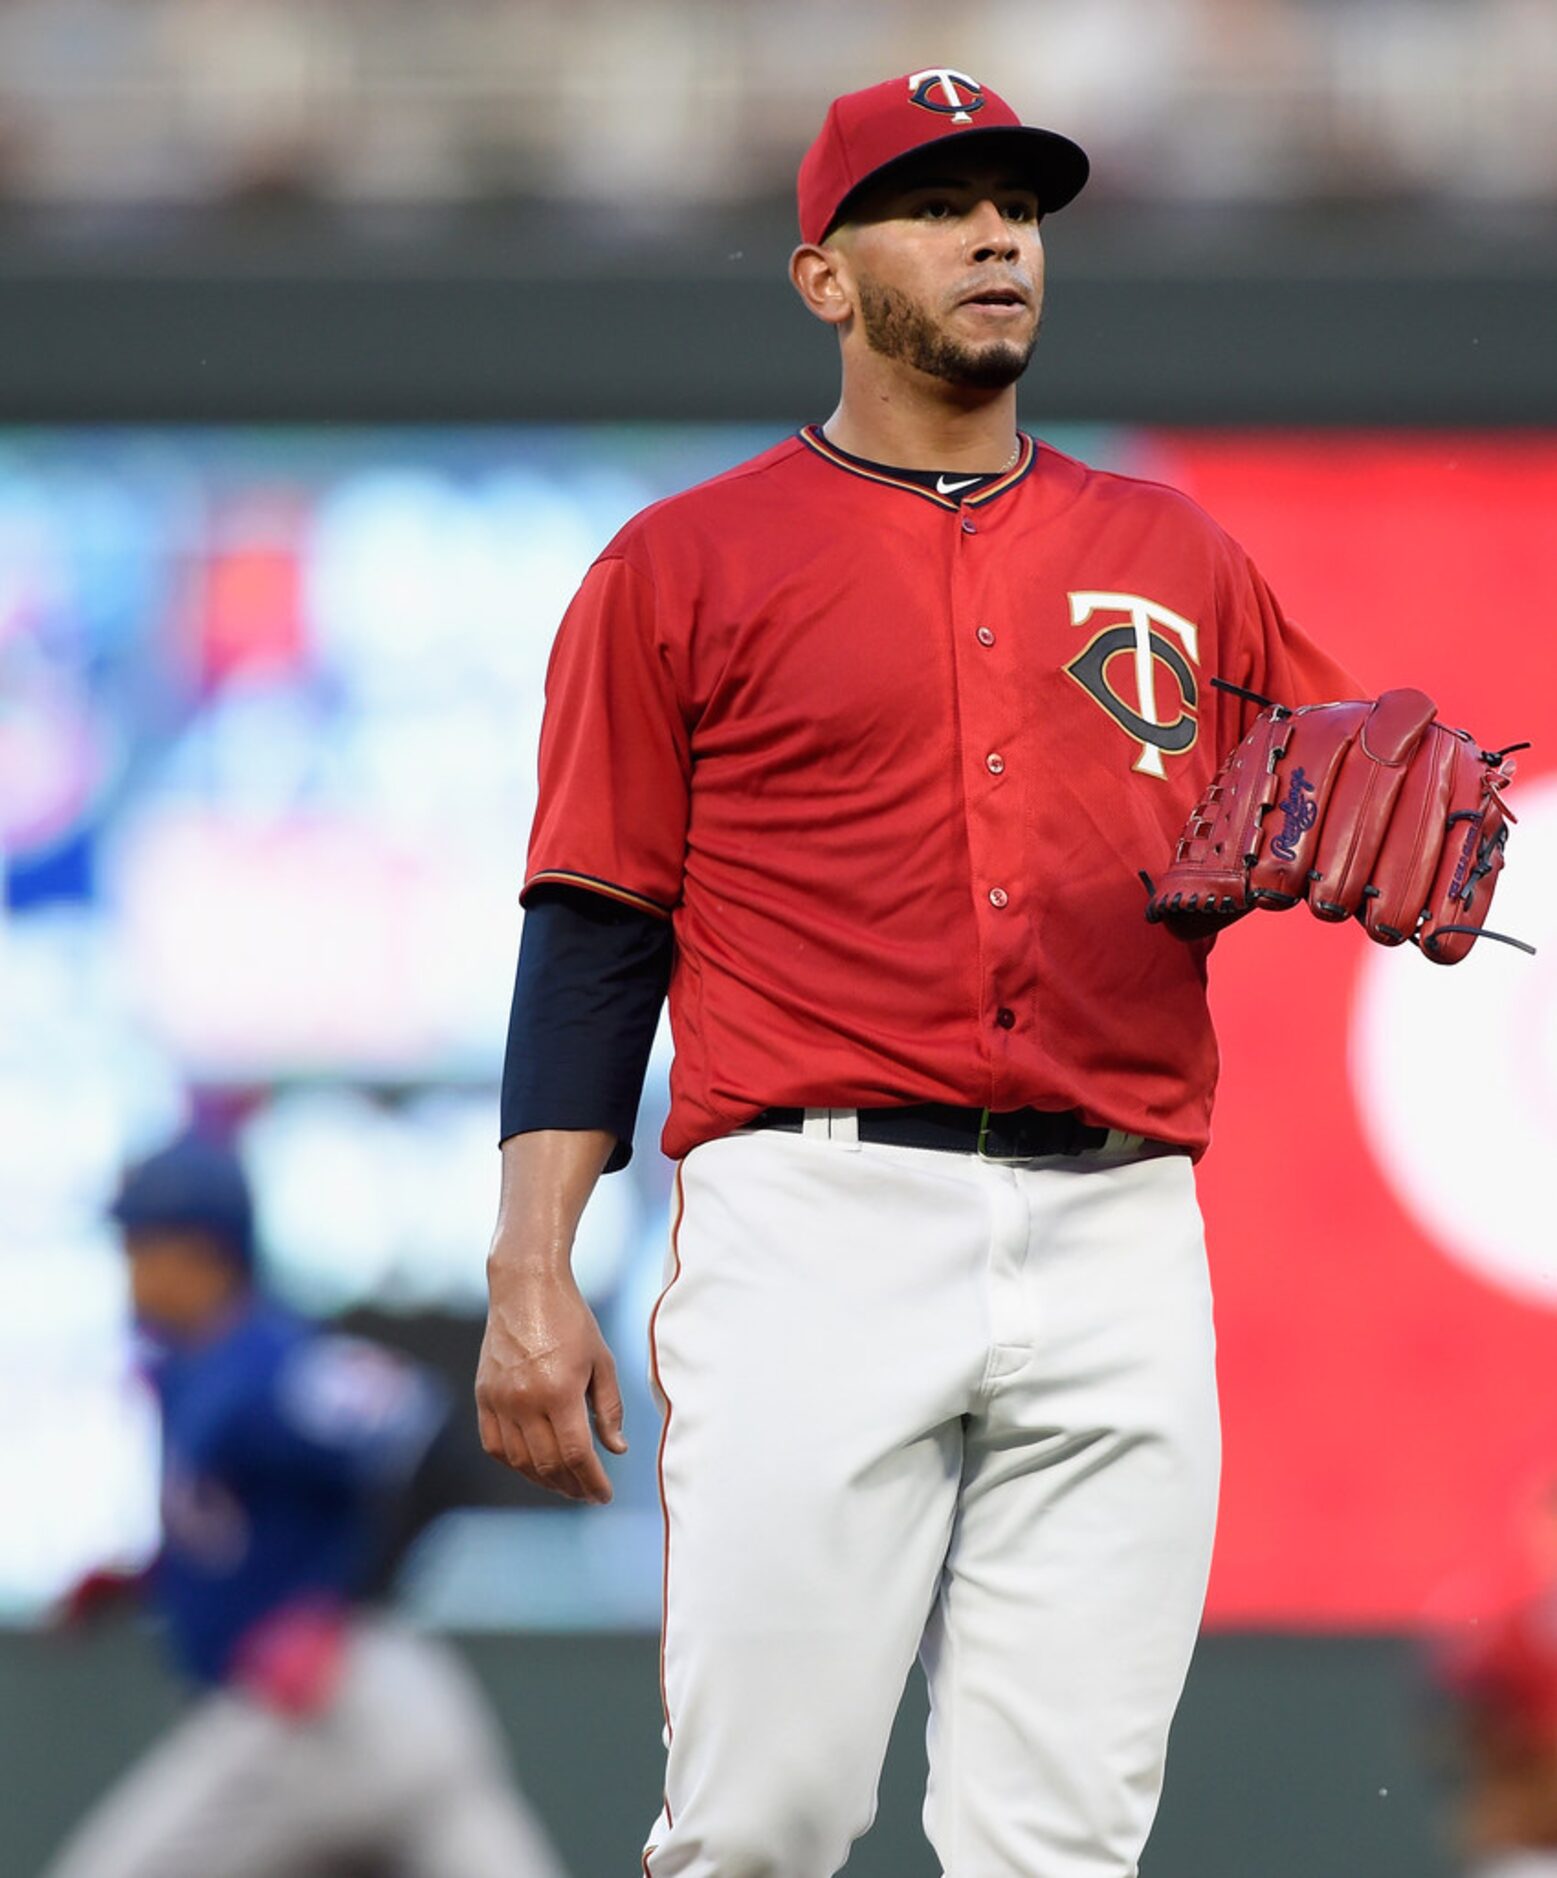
[2,3,1556,1873]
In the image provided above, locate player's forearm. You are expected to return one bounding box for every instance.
[487,1128,616,1278]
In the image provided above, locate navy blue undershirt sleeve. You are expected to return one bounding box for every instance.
[499,886,674,1173]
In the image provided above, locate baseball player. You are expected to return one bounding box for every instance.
[476,69,1368,1877]
[1444,1593,1557,1878]
[1435,1479,1557,1878]
[48,1131,569,1878]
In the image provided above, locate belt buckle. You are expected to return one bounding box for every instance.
[975,1106,1040,1164]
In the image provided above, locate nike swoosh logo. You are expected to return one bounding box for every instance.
[935,475,981,495]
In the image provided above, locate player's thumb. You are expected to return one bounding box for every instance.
[590,1351,628,1454]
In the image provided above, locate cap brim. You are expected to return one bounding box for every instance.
[825,124,1089,239]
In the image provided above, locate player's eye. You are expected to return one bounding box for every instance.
[913,198,956,220]
[1002,197,1039,223]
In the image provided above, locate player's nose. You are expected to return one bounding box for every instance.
[965,198,1020,263]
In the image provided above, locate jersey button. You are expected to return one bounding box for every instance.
[988,886,1009,909]
[986,752,1005,775]
[961,516,977,535]
[976,627,996,647]
[995,1007,1017,1030]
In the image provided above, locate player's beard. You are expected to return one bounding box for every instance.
[857,280,1038,389]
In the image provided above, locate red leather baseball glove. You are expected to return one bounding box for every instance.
[1146,686,1530,964]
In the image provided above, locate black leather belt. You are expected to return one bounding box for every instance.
[751,1103,1110,1159]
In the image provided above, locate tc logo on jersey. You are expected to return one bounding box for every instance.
[907,69,985,124]
[1064,592,1201,778]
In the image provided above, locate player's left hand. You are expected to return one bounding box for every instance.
[228,1598,350,1719]
[1147,687,1531,963]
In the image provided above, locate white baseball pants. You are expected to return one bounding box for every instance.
[41,1617,570,1878]
[642,1123,1221,1878]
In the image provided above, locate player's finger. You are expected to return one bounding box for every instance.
[480,1396,577,1499]
[497,1420,546,1489]
[589,1348,629,1455]
[480,1402,539,1486]
[476,1402,510,1467]
[522,1415,591,1503]
[548,1401,614,1505]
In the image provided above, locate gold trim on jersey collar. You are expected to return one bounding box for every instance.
[797,426,1036,511]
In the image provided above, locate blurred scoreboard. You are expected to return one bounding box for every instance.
[1,424,1553,1626]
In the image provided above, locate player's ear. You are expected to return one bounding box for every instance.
[789,242,853,328]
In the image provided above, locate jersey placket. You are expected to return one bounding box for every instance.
[949,501,1031,1107]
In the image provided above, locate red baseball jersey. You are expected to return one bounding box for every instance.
[525,430,1358,1161]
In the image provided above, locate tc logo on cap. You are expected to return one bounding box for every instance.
[907,69,985,124]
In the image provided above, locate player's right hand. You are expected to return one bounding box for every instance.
[54,1566,147,1631]
[475,1263,627,1505]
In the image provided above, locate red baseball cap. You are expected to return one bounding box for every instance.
[797,69,1089,247]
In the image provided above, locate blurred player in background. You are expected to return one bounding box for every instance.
[1438,1476,1557,1878]
[44,1132,569,1878]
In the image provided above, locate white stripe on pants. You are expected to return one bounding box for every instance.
[643,1129,1221,1877]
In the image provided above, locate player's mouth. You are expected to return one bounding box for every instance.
[956,286,1030,318]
